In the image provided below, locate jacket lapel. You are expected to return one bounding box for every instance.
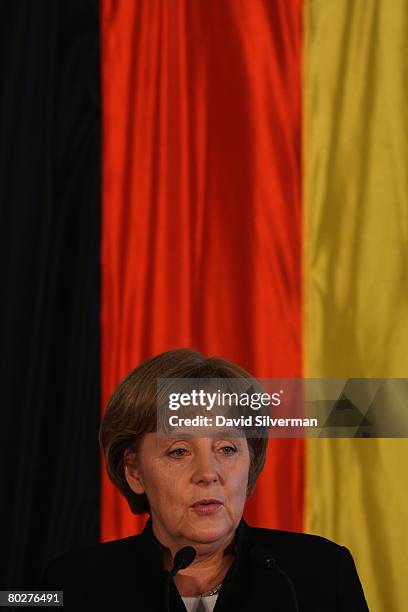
[135,517,297,612]
[213,521,298,612]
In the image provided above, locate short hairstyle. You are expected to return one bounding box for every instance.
[100,348,268,515]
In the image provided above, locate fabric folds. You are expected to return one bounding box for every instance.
[100,0,303,540]
[305,2,408,610]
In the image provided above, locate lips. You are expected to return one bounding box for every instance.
[191,499,223,515]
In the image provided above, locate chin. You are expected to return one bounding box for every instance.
[184,516,232,545]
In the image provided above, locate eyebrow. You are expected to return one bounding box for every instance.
[159,432,247,443]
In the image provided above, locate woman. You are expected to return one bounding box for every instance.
[43,349,369,611]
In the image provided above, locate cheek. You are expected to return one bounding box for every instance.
[143,464,185,508]
[238,469,250,500]
[228,460,250,501]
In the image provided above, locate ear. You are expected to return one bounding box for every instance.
[124,450,145,495]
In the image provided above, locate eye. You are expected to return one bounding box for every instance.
[220,445,237,455]
[168,447,189,458]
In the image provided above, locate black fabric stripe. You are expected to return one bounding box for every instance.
[0,0,100,588]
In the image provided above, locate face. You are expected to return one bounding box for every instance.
[125,433,250,553]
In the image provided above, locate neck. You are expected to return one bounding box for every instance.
[151,522,237,598]
[166,545,235,597]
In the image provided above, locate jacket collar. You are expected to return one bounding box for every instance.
[136,516,297,612]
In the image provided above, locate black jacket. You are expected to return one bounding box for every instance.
[42,517,369,611]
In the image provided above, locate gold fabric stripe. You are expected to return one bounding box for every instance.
[305,1,408,610]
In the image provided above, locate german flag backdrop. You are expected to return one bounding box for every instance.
[2,1,408,610]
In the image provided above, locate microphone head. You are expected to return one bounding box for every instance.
[173,546,196,571]
[250,546,276,569]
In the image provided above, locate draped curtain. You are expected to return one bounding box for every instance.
[2,2,408,610]
[100,0,304,540]
[0,0,100,589]
[305,2,408,610]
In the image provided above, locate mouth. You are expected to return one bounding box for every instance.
[190,499,223,515]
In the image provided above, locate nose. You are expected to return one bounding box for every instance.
[192,443,220,486]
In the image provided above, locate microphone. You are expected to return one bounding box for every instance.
[165,546,196,612]
[251,546,299,612]
[170,546,196,577]
[268,557,299,612]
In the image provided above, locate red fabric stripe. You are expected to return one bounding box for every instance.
[101,0,303,541]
